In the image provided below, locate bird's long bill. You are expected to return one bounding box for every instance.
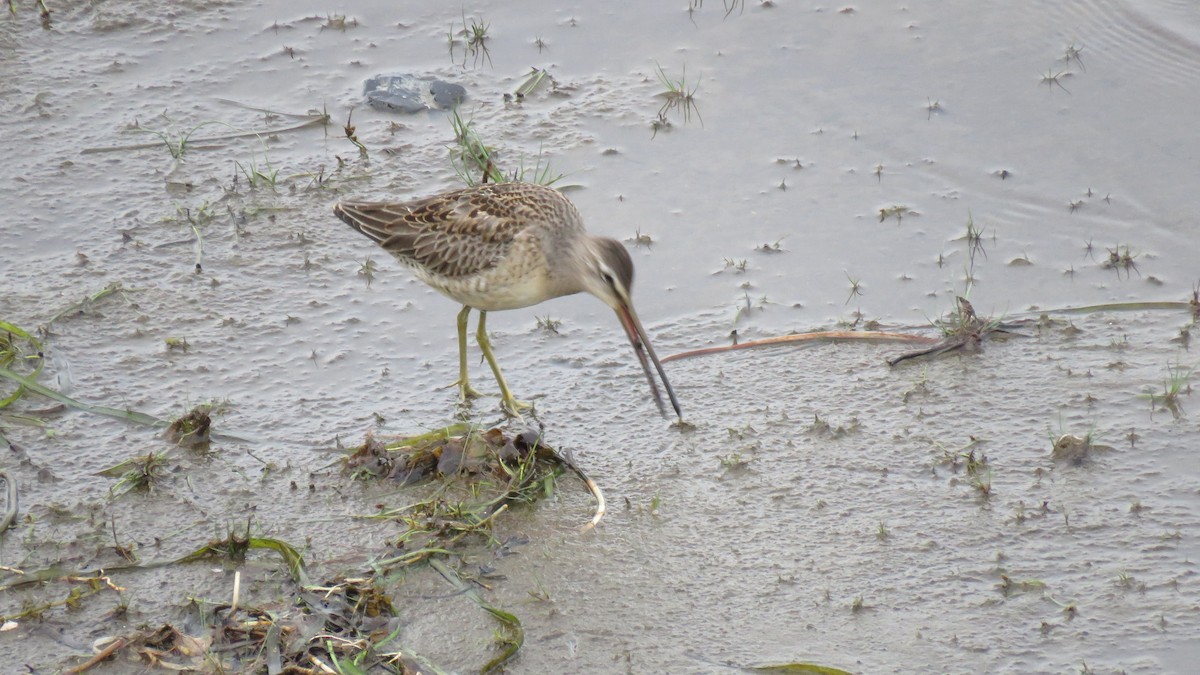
[614,302,683,420]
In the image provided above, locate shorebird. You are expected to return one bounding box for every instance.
[333,182,682,419]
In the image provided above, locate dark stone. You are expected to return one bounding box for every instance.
[364,73,466,113]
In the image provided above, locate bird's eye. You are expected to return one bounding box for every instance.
[600,271,615,287]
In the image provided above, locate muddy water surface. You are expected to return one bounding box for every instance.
[2,1,1199,673]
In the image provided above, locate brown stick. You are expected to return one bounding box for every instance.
[662,330,939,363]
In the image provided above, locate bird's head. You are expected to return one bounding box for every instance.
[579,236,682,420]
[580,237,636,312]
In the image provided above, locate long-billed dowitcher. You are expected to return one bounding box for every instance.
[333,182,682,419]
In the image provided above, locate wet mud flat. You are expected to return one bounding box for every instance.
[3,1,1200,673]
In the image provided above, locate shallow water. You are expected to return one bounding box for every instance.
[2,1,1199,672]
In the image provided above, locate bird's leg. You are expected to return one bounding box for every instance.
[453,306,483,401]
[476,310,532,416]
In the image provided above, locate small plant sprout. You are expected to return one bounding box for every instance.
[1013,500,1028,524]
[535,316,561,334]
[732,291,768,325]
[1040,68,1071,93]
[527,576,552,602]
[722,257,749,273]
[650,110,672,138]
[234,145,280,190]
[101,452,170,497]
[654,63,703,126]
[963,212,989,264]
[962,449,992,497]
[133,117,227,161]
[358,257,377,286]
[926,97,942,119]
[1082,238,1096,260]
[457,11,492,68]
[844,272,864,305]
[756,237,785,253]
[1063,40,1085,70]
[1139,362,1193,418]
[878,205,915,224]
[1104,245,1140,278]
[507,146,566,186]
[627,228,655,247]
[719,451,753,470]
[321,13,356,31]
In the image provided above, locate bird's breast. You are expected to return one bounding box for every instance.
[413,243,563,311]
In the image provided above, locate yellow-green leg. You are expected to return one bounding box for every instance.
[476,310,532,417]
[453,306,483,402]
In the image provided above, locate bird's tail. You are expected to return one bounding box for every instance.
[333,202,392,245]
[332,202,360,232]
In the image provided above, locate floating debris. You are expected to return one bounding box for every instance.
[164,405,212,449]
[1051,433,1114,465]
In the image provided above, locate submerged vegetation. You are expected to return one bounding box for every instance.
[2,419,600,672]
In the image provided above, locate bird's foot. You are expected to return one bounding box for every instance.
[449,379,484,403]
[500,395,534,419]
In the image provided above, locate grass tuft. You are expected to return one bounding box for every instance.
[654,63,703,127]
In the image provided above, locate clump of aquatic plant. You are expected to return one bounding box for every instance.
[447,109,564,187]
[655,63,703,126]
[1139,361,1193,418]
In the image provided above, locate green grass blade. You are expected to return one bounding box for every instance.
[172,535,309,586]
[0,366,165,427]
[0,320,41,345]
[0,320,44,409]
[430,558,523,672]
[248,537,309,586]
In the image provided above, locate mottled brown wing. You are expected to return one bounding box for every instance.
[334,185,533,279]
